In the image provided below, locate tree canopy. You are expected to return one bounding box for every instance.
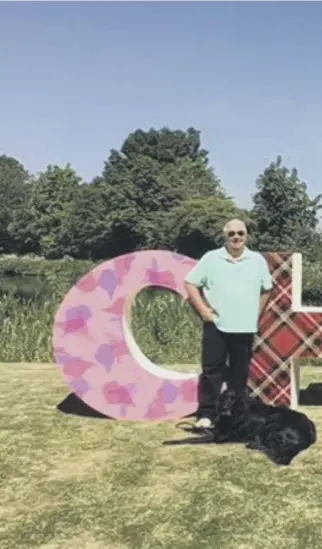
[251,155,322,257]
[1,128,321,260]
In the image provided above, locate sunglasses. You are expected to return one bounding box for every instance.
[227,230,246,238]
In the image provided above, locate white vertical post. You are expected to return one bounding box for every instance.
[290,253,322,409]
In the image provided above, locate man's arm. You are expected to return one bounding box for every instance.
[184,252,215,322]
[259,290,271,317]
[184,282,214,322]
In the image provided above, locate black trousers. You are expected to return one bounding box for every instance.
[197,322,254,421]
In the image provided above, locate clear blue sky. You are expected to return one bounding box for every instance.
[1,1,322,208]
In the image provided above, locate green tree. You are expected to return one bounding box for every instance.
[5,127,243,260]
[121,127,208,163]
[93,127,231,255]
[0,155,30,253]
[166,196,250,257]
[10,164,82,258]
[251,156,322,253]
[61,182,122,260]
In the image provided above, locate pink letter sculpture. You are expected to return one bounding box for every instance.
[52,250,322,422]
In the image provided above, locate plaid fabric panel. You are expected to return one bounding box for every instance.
[249,252,322,406]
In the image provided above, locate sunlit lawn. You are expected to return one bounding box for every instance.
[1,363,322,549]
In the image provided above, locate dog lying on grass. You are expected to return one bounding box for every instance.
[163,389,317,466]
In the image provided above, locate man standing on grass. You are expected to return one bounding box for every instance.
[184,218,272,430]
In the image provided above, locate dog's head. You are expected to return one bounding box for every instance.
[264,413,317,466]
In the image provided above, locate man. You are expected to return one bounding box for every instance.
[184,218,272,429]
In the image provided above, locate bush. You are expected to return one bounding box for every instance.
[0,254,321,304]
[0,256,321,365]
[0,288,202,364]
[132,288,202,364]
[0,255,95,278]
[302,261,322,306]
[0,293,55,362]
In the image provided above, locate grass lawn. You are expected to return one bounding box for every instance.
[1,363,322,549]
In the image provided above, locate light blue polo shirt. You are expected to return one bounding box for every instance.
[185,247,272,333]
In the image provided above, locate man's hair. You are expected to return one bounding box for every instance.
[223,218,247,235]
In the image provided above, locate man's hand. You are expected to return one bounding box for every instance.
[200,307,215,323]
[259,290,271,318]
[184,282,216,323]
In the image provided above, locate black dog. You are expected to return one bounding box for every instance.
[164,389,317,466]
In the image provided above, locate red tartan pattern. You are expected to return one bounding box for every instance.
[250,252,322,406]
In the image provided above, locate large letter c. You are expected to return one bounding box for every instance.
[52,250,199,422]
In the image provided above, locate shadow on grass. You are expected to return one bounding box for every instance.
[57,393,113,419]
[300,383,322,406]
[57,393,197,420]
[56,385,322,420]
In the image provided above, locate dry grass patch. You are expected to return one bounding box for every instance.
[1,363,322,549]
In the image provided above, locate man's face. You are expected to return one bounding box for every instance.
[225,222,247,252]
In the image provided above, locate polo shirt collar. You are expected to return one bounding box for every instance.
[218,246,251,261]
